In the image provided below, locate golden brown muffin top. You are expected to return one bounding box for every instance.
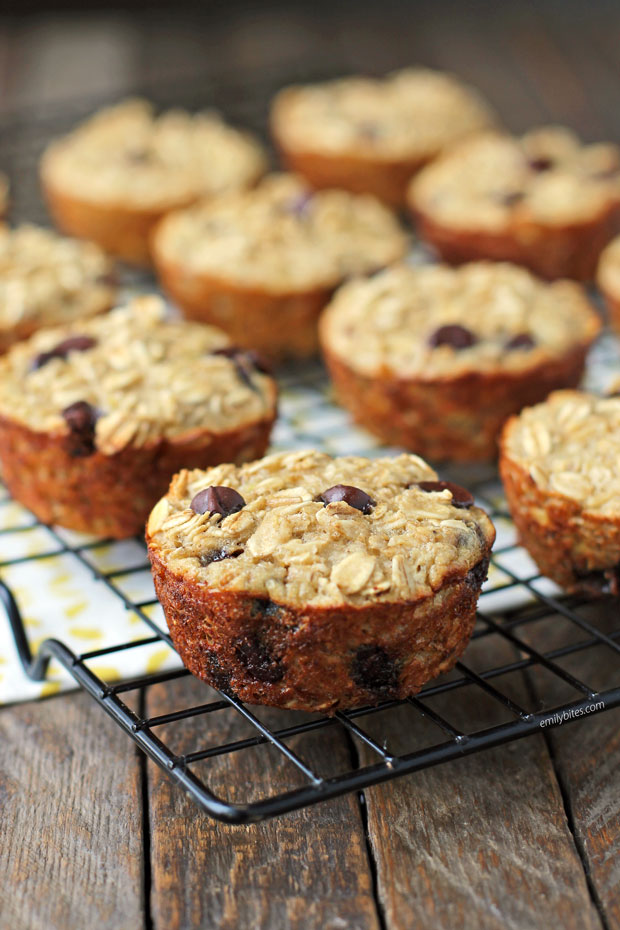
[41,99,267,210]
[0,296,277,454]
[502,390,620,517]
[154,173,408,291]
[147,450,495,607]
[321,262,600,378]
[272,68,495,161]
[0,223,115,334]
[409,127,620,229]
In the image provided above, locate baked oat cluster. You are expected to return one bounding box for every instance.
[410,127,620,230]
[41,99,267,209]
[502,391,620,518]
[147,450,493,607]
[0,223,116,349]
[0,295,276,455]
[272,68,494,161]
[153,172,408,291]
[321,262,600,378]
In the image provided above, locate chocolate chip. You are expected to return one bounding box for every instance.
[204,650,232,693]
[428,324,477,349]
[505,332,536,350]
[286,192,313,217]
[190,486,245,518]
[528,156,554,172]
[417,480,475,509]
[358,122,380,139]
[351,645,399,696]
[32,335,97,370]
[318,484,376,514]
[211,346,272,391]
[126,148,151,164]
[61,400,98,457]
[235,635,284,683]
[199,548,243,566]
[574,564,620,597]
[249,599,282,620]
[501,191,525,206]
[466,556,490,590]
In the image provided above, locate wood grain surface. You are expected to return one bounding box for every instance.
[1,2,620,928]
[0,691,144,930]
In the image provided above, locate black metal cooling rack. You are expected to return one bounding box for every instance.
[1,67,620,824]
[2,446,620,824]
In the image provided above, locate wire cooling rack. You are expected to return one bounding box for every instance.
[2,364,620,823]
[1,68,620,824]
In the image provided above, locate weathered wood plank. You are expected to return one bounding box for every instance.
[357,635,603,930]
[526,600,620,930]
[0,691,144,930]
[147,675,380,930]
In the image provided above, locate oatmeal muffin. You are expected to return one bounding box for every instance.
[152,173,408,360]
[271,68,495,207]
[0,296,277,538]
[320,262,601,462]
[147,450,495,712]
[596,234,620,332]
[40,99,267,265]
[500,391,620,595]
[408,127,620,280]
[0,223,116,354]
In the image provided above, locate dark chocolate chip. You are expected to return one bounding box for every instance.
[235,635,284,683]
[204,650,233,693]
[61,400,98,457]
[428,324,477,350]
[465,556,490,590]
[528,156,554,172]
[574,564,620,597]
[32,335,97,370]
[505,332,536,351]
[318,484,376,514]
[211,346,272,390]
[126,148,151,164]
[190,486,246,518]
[417,480,475,509]
[199,548,243,566]
[351,645,399,696]
[358,122,380,139]
[286,192,313,217]
[501,191,525,206]
[250,598,284,620]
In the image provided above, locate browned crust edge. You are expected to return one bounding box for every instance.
[598,287,620,335]
[146,543,493,713]
[499,428,620,595]
[409,201,620,281]
[41,177,197,266]
[0,411,276,538]
[273,136,428,208]
[320,338,596,463]
[153,248,335,361]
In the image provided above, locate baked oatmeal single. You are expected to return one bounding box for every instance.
[408,127,620,280]
[153,173,408,360]
[0,296,277,538]
[0,223,116,353]
[147,450,495,712]
[320,262,601,462]
[596,234,620,332]
[500,391,620,594]
[271,68,495,206]
[40,99,267,264]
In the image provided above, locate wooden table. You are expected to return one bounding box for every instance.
[1,2,619,927]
